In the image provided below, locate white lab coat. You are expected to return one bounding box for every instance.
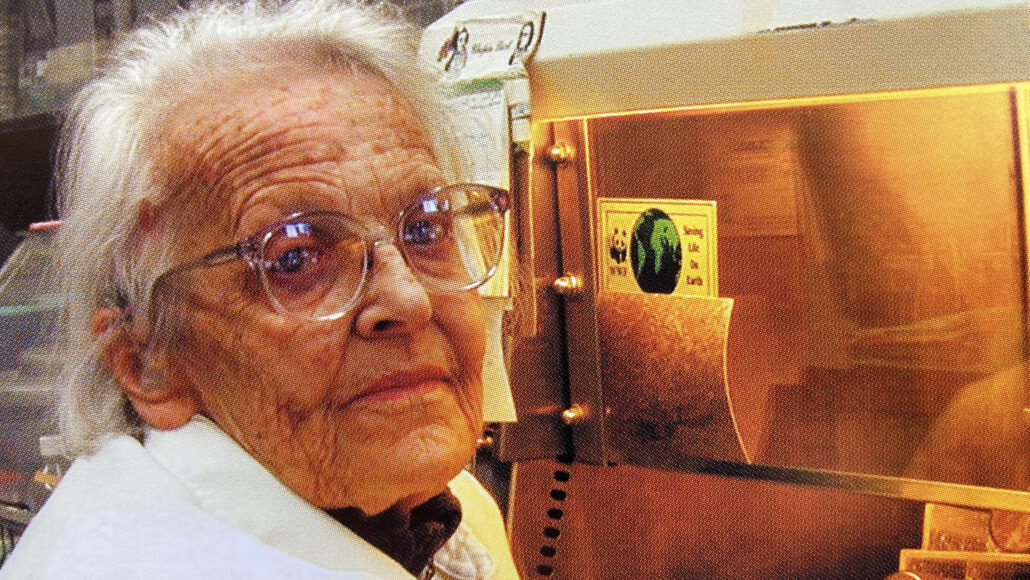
[0,416,519,580]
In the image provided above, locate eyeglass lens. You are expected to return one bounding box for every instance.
[257,185,505,321]
[400,186,505,292]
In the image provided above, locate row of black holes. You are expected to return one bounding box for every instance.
[536,454,574,577]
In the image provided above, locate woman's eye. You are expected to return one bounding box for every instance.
[403,218,448,246]
[268,246,323,274]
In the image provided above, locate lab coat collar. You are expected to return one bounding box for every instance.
[144,415,419,579]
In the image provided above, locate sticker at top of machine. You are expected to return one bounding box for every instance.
[597,198,718,297]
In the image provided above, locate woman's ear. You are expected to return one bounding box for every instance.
[92,308,200,430]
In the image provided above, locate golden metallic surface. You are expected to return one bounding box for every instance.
[685,460,1030,514]
[528,82,1030,506]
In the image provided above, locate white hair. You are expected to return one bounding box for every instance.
[53,0,461,457]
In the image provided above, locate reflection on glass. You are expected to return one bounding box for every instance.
[0,1,23,117]
[587,85,1028,492]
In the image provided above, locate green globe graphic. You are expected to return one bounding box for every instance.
[630,209,682,294]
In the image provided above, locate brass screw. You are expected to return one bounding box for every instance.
[545,141,575,165]
[552,274,583,297]
[561,404,589,425]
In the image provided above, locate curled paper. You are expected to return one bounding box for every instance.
[597,292,747,467]
[482,296,517,422]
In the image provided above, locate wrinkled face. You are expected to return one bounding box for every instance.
[151,67,485,514]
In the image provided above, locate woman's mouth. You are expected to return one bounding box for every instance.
[347,365,452,407]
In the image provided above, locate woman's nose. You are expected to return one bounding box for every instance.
[353,243,432,338]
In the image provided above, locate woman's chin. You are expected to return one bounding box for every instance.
[306,427,476,512]
[384,428,475,488]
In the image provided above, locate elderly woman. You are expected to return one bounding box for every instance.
[1,1,519,578]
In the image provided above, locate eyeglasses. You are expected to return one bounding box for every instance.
[150,183,509,321]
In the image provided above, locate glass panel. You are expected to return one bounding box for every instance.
[586,85,1029,492]
[0,227,61,526]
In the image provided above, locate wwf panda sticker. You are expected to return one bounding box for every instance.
[597,198,717,297]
